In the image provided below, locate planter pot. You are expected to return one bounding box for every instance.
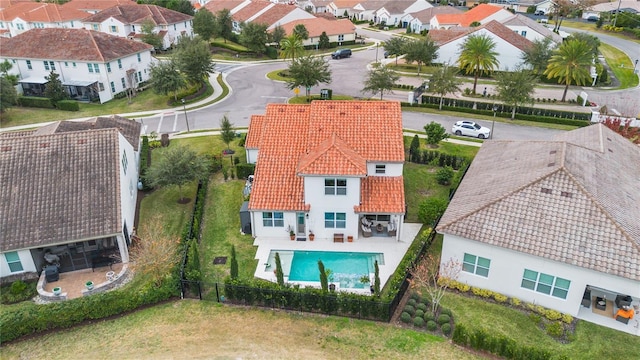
[309,234,315,241]
[53,287,61,296]
[347,236,353,242]
[290,235,295,241]
[85,281,94,290]
[329,283,336,292]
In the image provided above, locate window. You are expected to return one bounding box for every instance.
[365,214,390,222]
[338,34,344,42]
[43,61,55,71]
[110,25,117,33]
[324,178,347,195]
[121,151,128,174]
[137,53,141,62]
[174,24,177,30]
[92,24,98,31]
[325,212,346,228]
[521,269,570,299]
[17,23,24,30]
[88,63,93,73]
[26,60,32,70]
[93,64,100,73]
[262,212,284,227]
[106,63,111,72]
[5,252,23,272]
[70,21,74,27]
[462,253,491,277]
[72,62,76,68]
[375,165,386,174]
[137,71,142,82]
[98,82,105,91]
[117,59,122,69]
[44,61,50,71]
[521,30,527,37]
[121,77,126,88]
[110,81,115,93]
[64,62,68,67]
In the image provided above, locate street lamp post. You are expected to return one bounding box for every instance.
[634,59,639,73]
[181,98,190,133]
[491,105,498,139]
[375,42,379,63]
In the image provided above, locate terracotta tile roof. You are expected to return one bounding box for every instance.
[427,28,468,44]
[232,0,272,23]
[248,101,404,212]
[355,176,405,213]
[280,17,354,37]
[0,1,43,21]
[1,2,89,23]
[61,0,136,13]
[434,3,502,27]
[409,6,462,23]
[297,133,367,176]
[437,124,640,281]
[245,114,265,149]
[202,0,246,14]
[429,20,533,52]
[0,28,152,62]
[82,4,192,25]
[0,125,138,252]
[252,3,299,27]
[501,13,562,43]
[0,0,32,11]
[331,0,362,8]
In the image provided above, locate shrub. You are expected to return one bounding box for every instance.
[426,320,437,330]
[545,321,564,338]
[1,280,37,304]
[441,323,452,335]
[403,304,415,316]
[418,197,449,226]
[561,313,573,324]
[414,309,424,319]
[439,308,453,317]
[510,297,521,307]
[235,163,255,180]
[416,303,428,312]
[435,166,454,185]
[18,96,54,108]
[529,313,542,324]
[56,100,80,111]
[410,292,421,302]
[400,312,412,323]
[413,316,425,327]
[493,293,508,303]
[437,314,451,325]
[544,309,562,321]
[420,297,430,306]
[424,312,435,322]
[407,298,417,307]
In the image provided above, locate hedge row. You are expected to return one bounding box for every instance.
[56,100,79,111]
[235,163,255,180]
[17,96,54,108]
[139,136,153,191]
[410,149,469,170]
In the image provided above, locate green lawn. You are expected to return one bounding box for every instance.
[599,43,640,88]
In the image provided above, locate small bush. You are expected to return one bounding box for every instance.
[545,321,564,338]
[426,320,437,331]
[407,298,417,307]
[529,313,542,324]
[403,304,415,316]
[420,297,430,306]
[439,308,453,316]
[414,309,424,319]
[561,314,573,324]
[424,312,435,322]
[410,292,421,301]
[493,293,508,303]
[400,312,412,323]
[435,166,454,185]
[510,297,521,307]
[544,309,562,321]
[56,100,80,111]
[441,323,452,335]
[413,316,425,327]
[416,303,428,312]
[1,280,37,304]
[437,314,451,325]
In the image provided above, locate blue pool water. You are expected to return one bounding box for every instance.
[269,250,384,289]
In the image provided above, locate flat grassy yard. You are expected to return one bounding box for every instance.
[599,43,639,88]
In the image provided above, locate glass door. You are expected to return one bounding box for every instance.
[297,212,306,236]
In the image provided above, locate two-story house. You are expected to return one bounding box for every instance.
[0,116,141,283]
[0,28,155,103]
[245,101,406,242]
[0,1,89,38]
[280,17,355,47]
[81,4,193,50]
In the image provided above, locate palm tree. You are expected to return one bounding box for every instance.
[279,34,304,61]
[543,39,593,102]
[457,34,499,94]
[427,64,461,110]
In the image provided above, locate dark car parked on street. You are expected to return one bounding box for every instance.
[331,49,352,59]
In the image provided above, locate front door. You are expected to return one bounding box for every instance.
[297,212,306,236]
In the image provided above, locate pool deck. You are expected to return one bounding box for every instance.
[253,223,423,295]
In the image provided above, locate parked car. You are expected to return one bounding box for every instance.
[586,16,599,22]
[331,49,352,59]
[452,120,491,139]
[534,10,545,15]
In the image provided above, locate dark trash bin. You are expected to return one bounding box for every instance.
[44,265,59,282]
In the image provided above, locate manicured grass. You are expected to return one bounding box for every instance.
[288,94,355,104]
[561,21,640,44]
[0,300,481,360]
[599,43,639,88]
[266,68,291,81]
[403,162,450,223]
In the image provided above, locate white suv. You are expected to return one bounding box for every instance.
[452,121,491,139]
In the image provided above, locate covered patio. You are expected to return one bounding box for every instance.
[39,262,129,300]
[577,285,639,336]
[18,76,49,97]
[63,79,98,102]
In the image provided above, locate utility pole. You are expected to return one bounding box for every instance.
[613,0,622,27]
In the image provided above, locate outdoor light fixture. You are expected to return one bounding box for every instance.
[181,98,190,133]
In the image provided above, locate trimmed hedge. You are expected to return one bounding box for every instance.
[235,163,255,180]
[18,96,54,109]
[56,100,80,111]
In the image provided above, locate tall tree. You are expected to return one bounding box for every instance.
[230,245,238,279]
[239,22,269,55]
[279,34,304,60]
[318,260,328,292]
[362,65,400,100]
[130,216,181,287]
[293,24,309,40]
[213,9,233,43]
[149,59,187,100]
[544,39,593,102]
[271,25,286,46]
[144,145,210,202]
[423,121,448,147]
[175,36,216,85]
[285,55,332,100]
[552,0,595,32]
[44,71,68,105]
[0,60,18,86]
[275,252,284,286]
[427,64,461,110]
[318,31,330,50]
[220,114,235,150]
[458,34,499,94]
[409,254,461,314]
[520,37,556,75]
[373,260,380,296]
[0,76,18,114]
[567,33,600,57]
[193,8,216,41]
[403,38,438,76]
[141,18,163,50]
[496,68,537,119]
[383,36,407,65]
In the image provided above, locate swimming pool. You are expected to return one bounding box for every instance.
[266,250,384,289]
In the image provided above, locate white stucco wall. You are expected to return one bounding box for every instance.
[250,211,298,237]
[269,8,315,30]
[504,25,546,43]
[246,148,258,164]
[366,162,403,176]
[303,176,361,240]
[117,133,138,257]
[441,234,640,317]
[0,250,37,278]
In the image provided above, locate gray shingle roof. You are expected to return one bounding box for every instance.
[437,124,640,281]
[0,117,141,252]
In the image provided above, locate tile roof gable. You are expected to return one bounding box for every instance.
[82,4,192,25]
[297,133,367,176]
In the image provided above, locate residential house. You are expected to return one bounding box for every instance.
[251,3,316,30]
[429,20,533,70]
[229,0,273,32]
[280,17,355,46]
[0,28,155,103]
[405,6,462,33]
[375,0,431,27]
[430,3,513,29]
[436,124,640,336]
[201,0,250,16]
[0,1,89,37]
[61,0,137,15]
[326,0,362,17]
[507,0,554,14]
[299,0,333,13]
[245,101,405,243]
[81,4,193,50]
[583,1,640,20]
[0,116,141,283]
[351,1,387,22]
[501,13,562,44]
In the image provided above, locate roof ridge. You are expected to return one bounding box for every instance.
[88,29,106,62]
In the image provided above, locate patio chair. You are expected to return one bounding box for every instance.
[361,225,372,237]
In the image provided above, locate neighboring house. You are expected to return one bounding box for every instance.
[201,0,250,16]
[501,13,562,44]
[299,0,333,13]
[405,6,463,33]
[61,0,137,15]
[81,4,193,50]
[245,101,406,243]
[230,0,273,32]
[251,3,316,30]
[0,28,155,103]
[583,0,640,19]
[430,3,513,29]
[0,1,89,37]
[351,1,386,22]
[0,116,141,283]
[437,124,640,336]
[326,0,362,17]
[508,0,554,14]
[375,0,431,27]
[280,17,355,46]
[429,20,533,70]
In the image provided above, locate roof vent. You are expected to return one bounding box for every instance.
[549,150,556,154]
[339,112,346,116]
[560,191,572,198]
[40,143,50,148]
[1,146,11,152]
[606,137,611,141]
[547,162,555,167]
[77,139,87,144]
[608,148,613,153]
[541,187,552,194]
